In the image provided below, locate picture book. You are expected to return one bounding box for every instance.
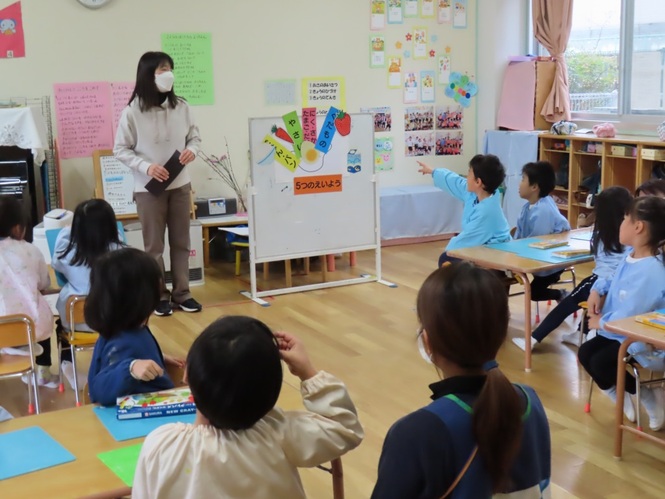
[635,310,665,332]
[551,248,591,259]
[528,239,569,250]
[117,388,196,420]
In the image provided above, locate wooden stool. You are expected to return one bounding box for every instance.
[231,241,309,288]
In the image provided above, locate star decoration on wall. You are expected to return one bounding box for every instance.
[395,41,403,49]
[445,46,452,54]
[429,49,436,58]
[405,33,412,41]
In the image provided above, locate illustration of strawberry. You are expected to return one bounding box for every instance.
[334,111,351,136]
[271,125,293,143]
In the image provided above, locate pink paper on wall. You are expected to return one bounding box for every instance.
[496,61,536,131]
[0,1,26,58]
[111,82,134,137]
[54,82,114,159]
[302,107,317,143]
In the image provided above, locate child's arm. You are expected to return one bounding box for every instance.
[417,161,468,201]
[275,332,363,467]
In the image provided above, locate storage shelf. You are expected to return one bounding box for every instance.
[543,148,569,153]
[573,151,601,156]
[572,202,592,208]
[556,204,569,211]
[553,187,569,192]
[606,155,637,159]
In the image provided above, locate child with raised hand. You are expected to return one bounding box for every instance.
[85,247,183,406]
[372,262,550,498]
[52,198,124,388]
[0,196,54,386]
[418,155,511,267]
[514,161,571,298]
[579,196,665,430]
[516,186,633,351]
[132,316,363,499]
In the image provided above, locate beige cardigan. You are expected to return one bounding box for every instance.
[132,371,363,499]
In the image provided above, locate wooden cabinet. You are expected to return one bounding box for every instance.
[538,134,665,226]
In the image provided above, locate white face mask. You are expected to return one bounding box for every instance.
[417,330,433,364]
[155,71,174,93]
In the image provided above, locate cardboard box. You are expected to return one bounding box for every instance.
[641,148,665,161]
[610,145,637,157]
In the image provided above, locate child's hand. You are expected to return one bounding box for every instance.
[417,161,433,175]
[274,331,317,381]
[588,313,601,331]
[164,354,185,368]
[130,359,164,381]
[587,290,604,315]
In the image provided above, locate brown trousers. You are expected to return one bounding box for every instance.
[134,183,192,303]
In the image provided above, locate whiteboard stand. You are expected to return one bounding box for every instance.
[243,113,395,305]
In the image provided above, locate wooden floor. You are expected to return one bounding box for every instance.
[3,242,665,498]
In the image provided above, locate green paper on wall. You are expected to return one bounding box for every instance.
[98,443,143,486]
[161,32,214,105]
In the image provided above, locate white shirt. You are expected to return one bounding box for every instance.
[132,371,364,499]
[113,98,201,193]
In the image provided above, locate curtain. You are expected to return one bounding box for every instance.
[532,0,574,123]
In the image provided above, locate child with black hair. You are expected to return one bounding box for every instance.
[0,196,54,387]
[635,178,665,198]
[85,247,183,406]
[516,186,633,351]
[372,262,550,498]
[579,196,665,431]
[132,316,363,499]
[513,161,571,305]
[418,155,511,267]
[51,198,124,389]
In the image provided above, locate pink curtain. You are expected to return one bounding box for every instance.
[532,0,574,122]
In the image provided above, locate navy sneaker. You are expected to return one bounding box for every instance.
[178,298,202,313]
[155,300,173,316]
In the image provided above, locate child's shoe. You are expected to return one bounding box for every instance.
[601,387,636,423]
[561,330,582,346]
[512,337,538,352]
[61,361,88,391]
[22,365,59,389]
[639,386,665,431]
[1,343,44,357]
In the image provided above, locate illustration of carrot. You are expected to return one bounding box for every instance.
[272,125,293,143]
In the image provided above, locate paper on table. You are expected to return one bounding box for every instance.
[93,406,195,442]
[218,227,249,237]
[0,427,75,480]
[98,443,143,486]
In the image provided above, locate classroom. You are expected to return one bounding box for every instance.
[1,0,665,497]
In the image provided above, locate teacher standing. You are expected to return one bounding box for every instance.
[114,51,202,317]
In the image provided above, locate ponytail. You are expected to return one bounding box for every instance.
[472,365,523,493]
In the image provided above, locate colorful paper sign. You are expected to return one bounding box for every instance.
[445,72,478,107]
[370,0,386,30]
[110,81,134,136]
[0,1,24,58]
[315,106,340,154]
[453,0,467,28]
[302,107,317,143]
[438,0,452,23]
[294,174,342,195]
[438,55,452,85]
[53,82,114,159]
[421,0,435,17]
[264,134,300,172]
[421,70,435,103]
[404,0,418,17]
[387,0,403,23]
[387,56,402,89]
[413,27,428,59]
[161,32,214,105]
[404,72,418,104]
[375,137,395,171]
[370,35,386,68]
[302,77,346,115]
[282,110,304,158]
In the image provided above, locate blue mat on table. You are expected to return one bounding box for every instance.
[92,406,195,442]
[486,237,591,264]
[0,427,75,480]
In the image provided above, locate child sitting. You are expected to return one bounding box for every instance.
[51,199,124,389]
[579,196,665,431]
[635,178,665,198]
[85,247,183,406]
[418,155,511,267]
[0,196,55,387]
[372,262,550,498]
[133,316,364,498]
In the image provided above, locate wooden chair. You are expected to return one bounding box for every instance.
[318,458,345,499]
[57,295,99,406]
[0,314,41,414]
[231,240,310,288]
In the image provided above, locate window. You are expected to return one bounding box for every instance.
[549,0,665,118]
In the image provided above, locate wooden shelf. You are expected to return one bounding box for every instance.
[606,155,637,159]
[553,187,569,192]
[556,204,569,211]
[543,148,569,153]
[572,202,592,208]
[573,151,601,156]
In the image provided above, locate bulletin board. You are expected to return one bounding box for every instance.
[245,111,390,301]
[92,149,137,219]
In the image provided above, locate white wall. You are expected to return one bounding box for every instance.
[476,0,529,143]
[2,0,495,210]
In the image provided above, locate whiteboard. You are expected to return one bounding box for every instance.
[248,113,378,262]
[93,150,137,218]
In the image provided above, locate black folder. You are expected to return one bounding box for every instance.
[144,150,185,195]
